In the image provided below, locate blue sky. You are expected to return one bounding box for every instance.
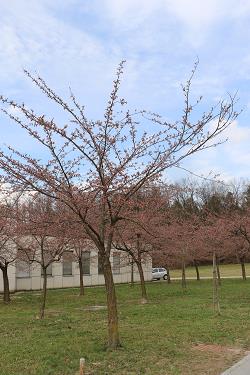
[0,0,250,182]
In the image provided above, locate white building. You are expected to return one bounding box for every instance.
[0,248,152,293]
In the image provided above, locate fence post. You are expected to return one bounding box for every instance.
[80,358,85,375]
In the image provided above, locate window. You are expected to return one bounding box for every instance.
[41,263,52,277]
[113,253,120,274]
[63,252,73,276]
[98,253,104,275]
[16,260,30,278]
[82,251,90,275]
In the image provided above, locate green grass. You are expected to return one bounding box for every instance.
[171,263,250,278]
[1,280,250,374]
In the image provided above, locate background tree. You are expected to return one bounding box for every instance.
[68,233,93,297]
[0,190,23,303]
[229,209,250,280]
[113,185,167,303]
[0,207,16,303]
[17,195,68,319]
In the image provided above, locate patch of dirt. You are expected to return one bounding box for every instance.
[193,343,244,355]
[83,305,107,311]
[181,343,250,375]
[44,310,61,317]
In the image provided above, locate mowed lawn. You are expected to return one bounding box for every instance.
[1,279,250,375]
[170,263,250,278]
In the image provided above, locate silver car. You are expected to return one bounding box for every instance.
[152,267,168,280]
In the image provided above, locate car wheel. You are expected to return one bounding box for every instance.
[163,274,168,280]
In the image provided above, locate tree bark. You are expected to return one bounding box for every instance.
[102,254,121,349]
[40,267,47,319]
[130,260,134,287]
[213,252,221,315]
[78,258,85,296]
[240,258,246,281]
[136,261,148,303]
[194,260,200,281]
[2,266,10,303]
[216,255,221,286]
[181,258,186,289]
[166,266,171,284]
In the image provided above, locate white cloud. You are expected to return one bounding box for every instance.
[175,120,250,181]
[0,1,114,85]
[0,0,250,182]
[224,121,250,143]
[91,0,250,47]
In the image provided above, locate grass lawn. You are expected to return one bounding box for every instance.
[1,280,250,375]
[170,263,250,278]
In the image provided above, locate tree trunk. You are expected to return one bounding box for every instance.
[136,261,148,303]
[166,266,171,284]
[130,260,134,287]
[78,258,85,296]
[102,255,121,349]
[181,258,186,289]
[213,252,221,315]
[2,266,10,303]
[194,260,200,281]
[240,258,246,281]
[216,255,221,286]
[40,267,47,319]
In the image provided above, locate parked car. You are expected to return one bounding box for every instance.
[152,267,168,280]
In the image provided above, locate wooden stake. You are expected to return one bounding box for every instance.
[181,248,186,289]
[130,260,134,287]
[213,252,221,315]
[79,358,85,375]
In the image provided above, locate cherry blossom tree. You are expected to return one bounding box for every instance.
[114,219,153,303]
[113,184,174,301]
[16,194,69,318]
[0,189,24,303]
[0,61,239,348]
[68,234,92,297]
[0,205,17,303]
[229,209,250,280]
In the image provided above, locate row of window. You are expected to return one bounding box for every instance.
[16,252,121,278]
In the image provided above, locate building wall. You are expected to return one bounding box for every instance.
[0,249,152,293]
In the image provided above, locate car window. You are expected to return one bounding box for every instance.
[152,269,158,273]
[159,268,165,272]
